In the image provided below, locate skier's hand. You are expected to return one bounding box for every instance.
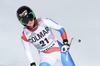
[61,39,70,52]
[61,44,70,52]
[30,62,36,66]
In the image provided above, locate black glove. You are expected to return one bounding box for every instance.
[30,62,36,66]
[63,39,69,45]
[61,39,70,52]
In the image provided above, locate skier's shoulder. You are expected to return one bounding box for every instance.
[37,17,53,22]
[22,27,30,35]
[42,17,54,22]
[42,18,59,25]
[36,17,50,25]
[22,27,28,32]
[21,27,29,42]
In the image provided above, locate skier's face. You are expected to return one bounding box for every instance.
[26,19,35,28]
[19,10,34,26]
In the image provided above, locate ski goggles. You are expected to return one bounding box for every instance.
[19,12,35,26]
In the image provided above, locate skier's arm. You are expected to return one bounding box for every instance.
[43,18,68,42]
[43,18,70,52]
[21,32,36,66]
[21,39,35,63]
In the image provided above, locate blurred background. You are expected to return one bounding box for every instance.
[0,0,100,66]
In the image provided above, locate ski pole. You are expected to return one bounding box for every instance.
[61,37,81,52]
[66,38,81,52]
[69,37,81,45]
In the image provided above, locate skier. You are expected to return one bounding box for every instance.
[16,6,75,66]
